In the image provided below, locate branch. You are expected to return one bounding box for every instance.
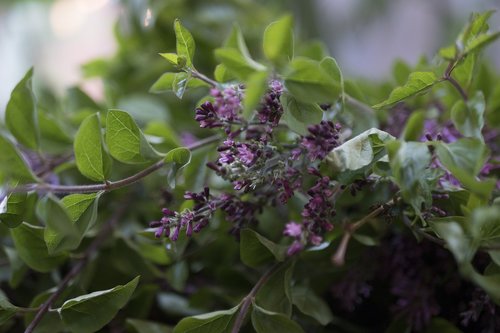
[332,199,394,266]
[24,196,131,333]
[191,69,219,87]
[231,262,283,333]
[443,60,468,101]
[10,135,221,195]
[344,94,375,115]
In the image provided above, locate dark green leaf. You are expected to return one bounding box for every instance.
[0,134,38,182]
[3,246,28,288]
[0,290,18,325]
[280,93,323,135]
[166,261,189,292]
[0,192,27,228]
[292,285,334,325]
[5,68,39,149]
[251,302,305,333]
[243,70,268,119]
[430,221,475,264]
[174,19,195,67]
[423,318,462,333]
[263,15,294,65]
[284,58,341,103]
[173,305,239,333]
[240,229,287,268]
[60,276,140,333]
[255,262,293,316]
[74,113,112,181]
[106,110,160,164]
[372,72,439,109]
[10,223,66,272]
[127,318,173,333]
[451,91,485,139]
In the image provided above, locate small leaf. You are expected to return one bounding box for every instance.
[4,247,28,288]
[255,262,294,316]
[37,195,81,254]
[174,19,195,67]
[60,276,140,333]
[150,73,208,94]
[106,110,160,164]
[10,223,66,272]
[372,72,439,109]
[451,91,485,139]
[263,15,294,65]
[215,48,266,80]
[240,229,287,268]
[74,113,112,181]
[280,93,323,135]
[173,305,239,333]
[173,72,191,99]
[292,285,334,325]
[0,192,27,228]
[61,192,101,235]
[251,302,305,333]
[0,134,38,183]
[164,147,192,188]
[400,111,425,141]
[0,290,18,325]
[284,58,342,103]
[159,53,179,66]
[5,68,39,149]
[243,70,269,119]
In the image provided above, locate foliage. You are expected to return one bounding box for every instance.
[1,3,500,333]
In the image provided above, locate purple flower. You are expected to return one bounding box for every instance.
[257,80,284,127]
[301,121,341,161]
[283,222,302,237]
[287,240,304,256]
[195,101,222,128]
[237,144,256,166]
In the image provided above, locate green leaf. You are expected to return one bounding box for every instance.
[5,68,39,149]
[215,48,266,80]
[451,91,485,139]
[243,70,269,119]
[173,72,191,99]
[400,110,425,141]
[150,72,208,94]
[468,206,500,246]
[164,147,192,188]
[387,141,432,212]
[74,113,112,181]
[435,138,494,200]
[127,318,173,333]
[0,134,38,182]
[174,19,195,67]
[214,64,234,82]
[0,290,18,325]
[291,285,334,325]
[173,305,239,333]
[3,246,28,288]
[240,229,287,268]
[37,195,81,254]
[106,110,160,164]
[10,223,66,272]
[255,262,293,316]
[463,31,500,56]
[372,72,439,109]
[0,192,27,228]
[251,302,305,333]
[159,53,179,66]
[263,15,294,65]
[280,93,323,135]
[430,220,475,264]
[284,58,342,103]
[423,318,462,333]
[326,128,394,172]
[60,276,140,333]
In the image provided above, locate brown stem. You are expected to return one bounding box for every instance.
[231,262,283,333]
[10,135,220,195]
[443,60,468,101]
[191,69,219,87]
[24,196,131,333]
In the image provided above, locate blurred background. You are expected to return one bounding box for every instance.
[0,0,499,112]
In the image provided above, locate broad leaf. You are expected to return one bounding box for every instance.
[451,91,485,139]
[0,134,38,183]
[292,285,334,325]
[106,110,160,164]
[127,318,173,333]
[61,192,101,234]
[243,70,269,119]
[240,229,287,268]
[373,72,439,109]
[0,290,18,325]
[5,68,39,149]
[60,276,140,333]
[215,48,265,80]
[10,223,66,272]
[255,262,293,316]
[0,192,27,228]
[74,113,112,181]
[173,305,239,333]
[281,93,323,135]
[164,147,192,188]
[251,302,305,333]
[263,15,294,65]
[174,19,195,67]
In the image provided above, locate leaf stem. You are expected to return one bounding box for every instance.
[332,199,394,266]
[190,69,219,87]
[24,196,131,333]
[231,262,283,333]
[9,135,221,195]
[443,60,468,101]
[344,94,375,115]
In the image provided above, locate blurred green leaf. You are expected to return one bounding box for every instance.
[451,91,485,140]
[60,276,140,333]
[164,147,192,188]
[263,15,294,65]
[255,262,293,316]
[291,285,334,325]
[174,19,195,67]
[0,134,38,183]
[281,93,323,135]
[173,305,240,333]
[240,229,287,268]
[74,113,112,182]
[251,302,305,333]
[5,68,39,149]
[0,192,27,228]
[127,318,173,333]
[243,70,268,119]
[0,290,18,325]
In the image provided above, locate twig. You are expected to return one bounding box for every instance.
[10,135,221,195]
[443,60,468,101]
[332,200,394,266]
[231,262,283,333]
[24,196,131,333]
[344,94,375,115]
[190,69,219,87]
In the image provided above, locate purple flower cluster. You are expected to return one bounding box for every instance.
[194,85,243,129]
[219,193,260,236]
[257,80,284,127]
[301,121,341,161]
